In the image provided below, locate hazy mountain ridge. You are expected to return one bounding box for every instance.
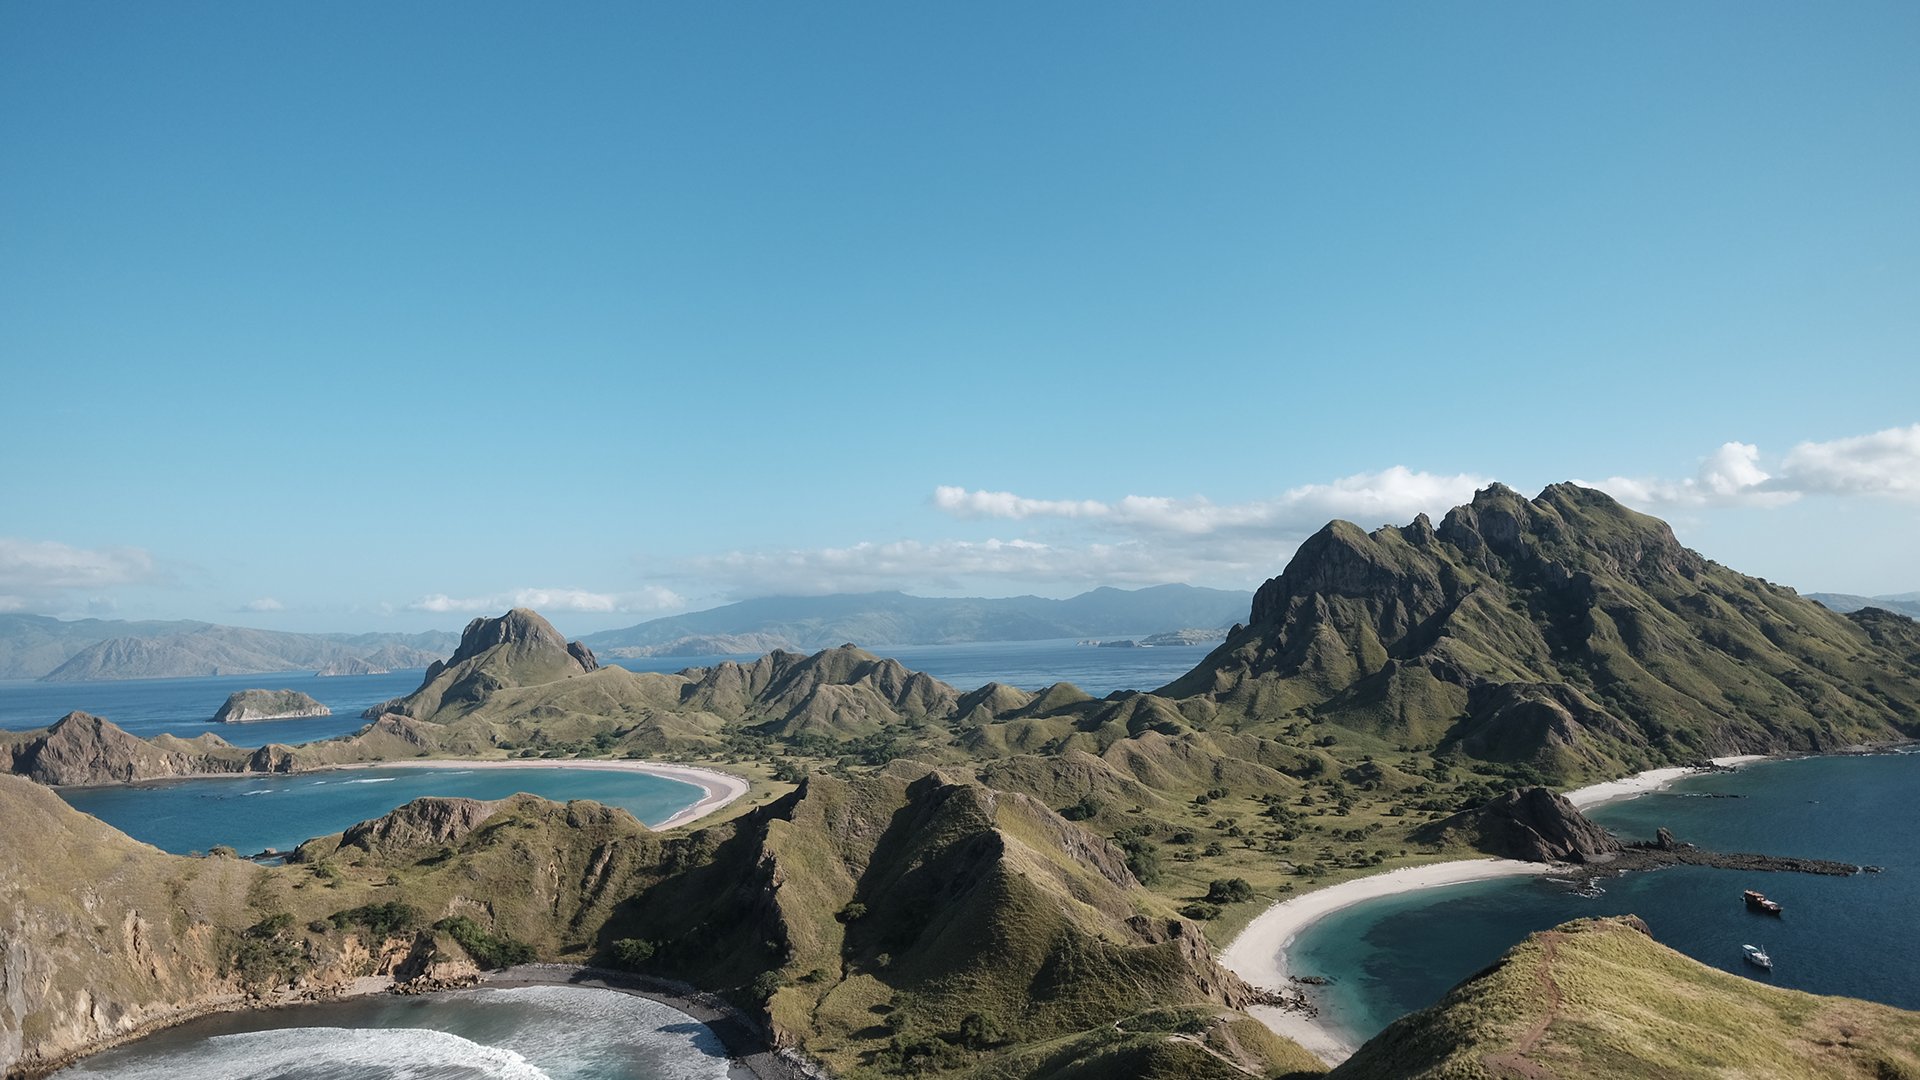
[581,585,1253,655]
[1808,591,1920,618]
[17,621,457,682]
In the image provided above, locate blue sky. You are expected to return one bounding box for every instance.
[2,2,1916,632]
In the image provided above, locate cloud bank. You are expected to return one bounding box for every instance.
[1588,423,1920,508]
[0,538,163,613]
[695,467,1490,597]
[406,586,686,616]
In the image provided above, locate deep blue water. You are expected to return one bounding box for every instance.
[58,766,704,855]
[604,636,1215,698]
[55,984,736,1079]
[1290,752,1920,1046]
[0,669,426,746]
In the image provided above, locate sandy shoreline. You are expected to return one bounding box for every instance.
[1220,753,1772,1064]
[1562,754,1769,810]
[332,757,752,830]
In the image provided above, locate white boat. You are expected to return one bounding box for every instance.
[1743,944,1773,970]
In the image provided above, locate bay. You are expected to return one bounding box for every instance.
[58,766,705,855]
[1289,752,1920,1046]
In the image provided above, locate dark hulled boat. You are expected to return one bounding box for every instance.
[1743,889,1783,916]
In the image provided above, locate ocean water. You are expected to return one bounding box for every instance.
[0,669,427,747]
[54,985,737,1080]
[58,766,705,854]
[605,636,1216,698]
[1289,752,1920,1046]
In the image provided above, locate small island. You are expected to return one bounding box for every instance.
[211,689,332,723]
[314,658,388,677]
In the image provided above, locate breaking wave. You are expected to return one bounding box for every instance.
[59,1026,552,1079]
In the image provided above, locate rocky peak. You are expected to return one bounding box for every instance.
[448,609,572,666]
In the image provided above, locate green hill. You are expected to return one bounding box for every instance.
[1331,916,1920,1080]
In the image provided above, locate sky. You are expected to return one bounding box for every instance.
[2,2,1916,633]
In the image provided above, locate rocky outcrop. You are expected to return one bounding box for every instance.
[3,712,256,786]
[212,689,331,723]
[1417,785,1623,863]
[333,797,500,859]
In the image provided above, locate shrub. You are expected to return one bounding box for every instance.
[1180,902,1222,921]
[611,938,655,969]
[1205,878,1255,904]
[329,902,421,937]
[837,902,868,922]
[435,916,535,969]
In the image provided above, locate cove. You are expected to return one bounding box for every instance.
[1289,752,1920,1047]
[58,764,706,856]
[53,984,741,1080]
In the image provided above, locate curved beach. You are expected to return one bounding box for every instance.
[1221,754,1769,1063]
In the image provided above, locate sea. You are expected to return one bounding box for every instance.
[1289,751,1920,1048]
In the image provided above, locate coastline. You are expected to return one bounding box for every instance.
[51,757,753,832]
[1220,753,1771,1064]
[344,757,753,830]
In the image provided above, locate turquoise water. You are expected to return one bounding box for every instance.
[58,766,705,855]
[54,985,737,1079]
[1289,752,1920,1046]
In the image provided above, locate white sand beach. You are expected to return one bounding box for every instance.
[350,758,752,830]
[1562,754,1769,810]
[1222,754,1772,1063]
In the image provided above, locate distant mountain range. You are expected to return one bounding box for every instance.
[0,615,457,682]
[578,585,1253,657]
[1807,591,1920,619]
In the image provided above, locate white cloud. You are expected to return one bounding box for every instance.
[1588,423,1920,509]
[932,487,1111,520]
[406,586,686,615]
[686,538,1219,596]
[690,467,1489,597]
[240,597,285,612]
[0,538,159,592]
[934,467,1489,537]
[1778,423,1920,497]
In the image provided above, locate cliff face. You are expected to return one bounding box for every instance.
[1163,483,1920,781]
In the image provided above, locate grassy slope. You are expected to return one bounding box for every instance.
[1332,917,1920,1080]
